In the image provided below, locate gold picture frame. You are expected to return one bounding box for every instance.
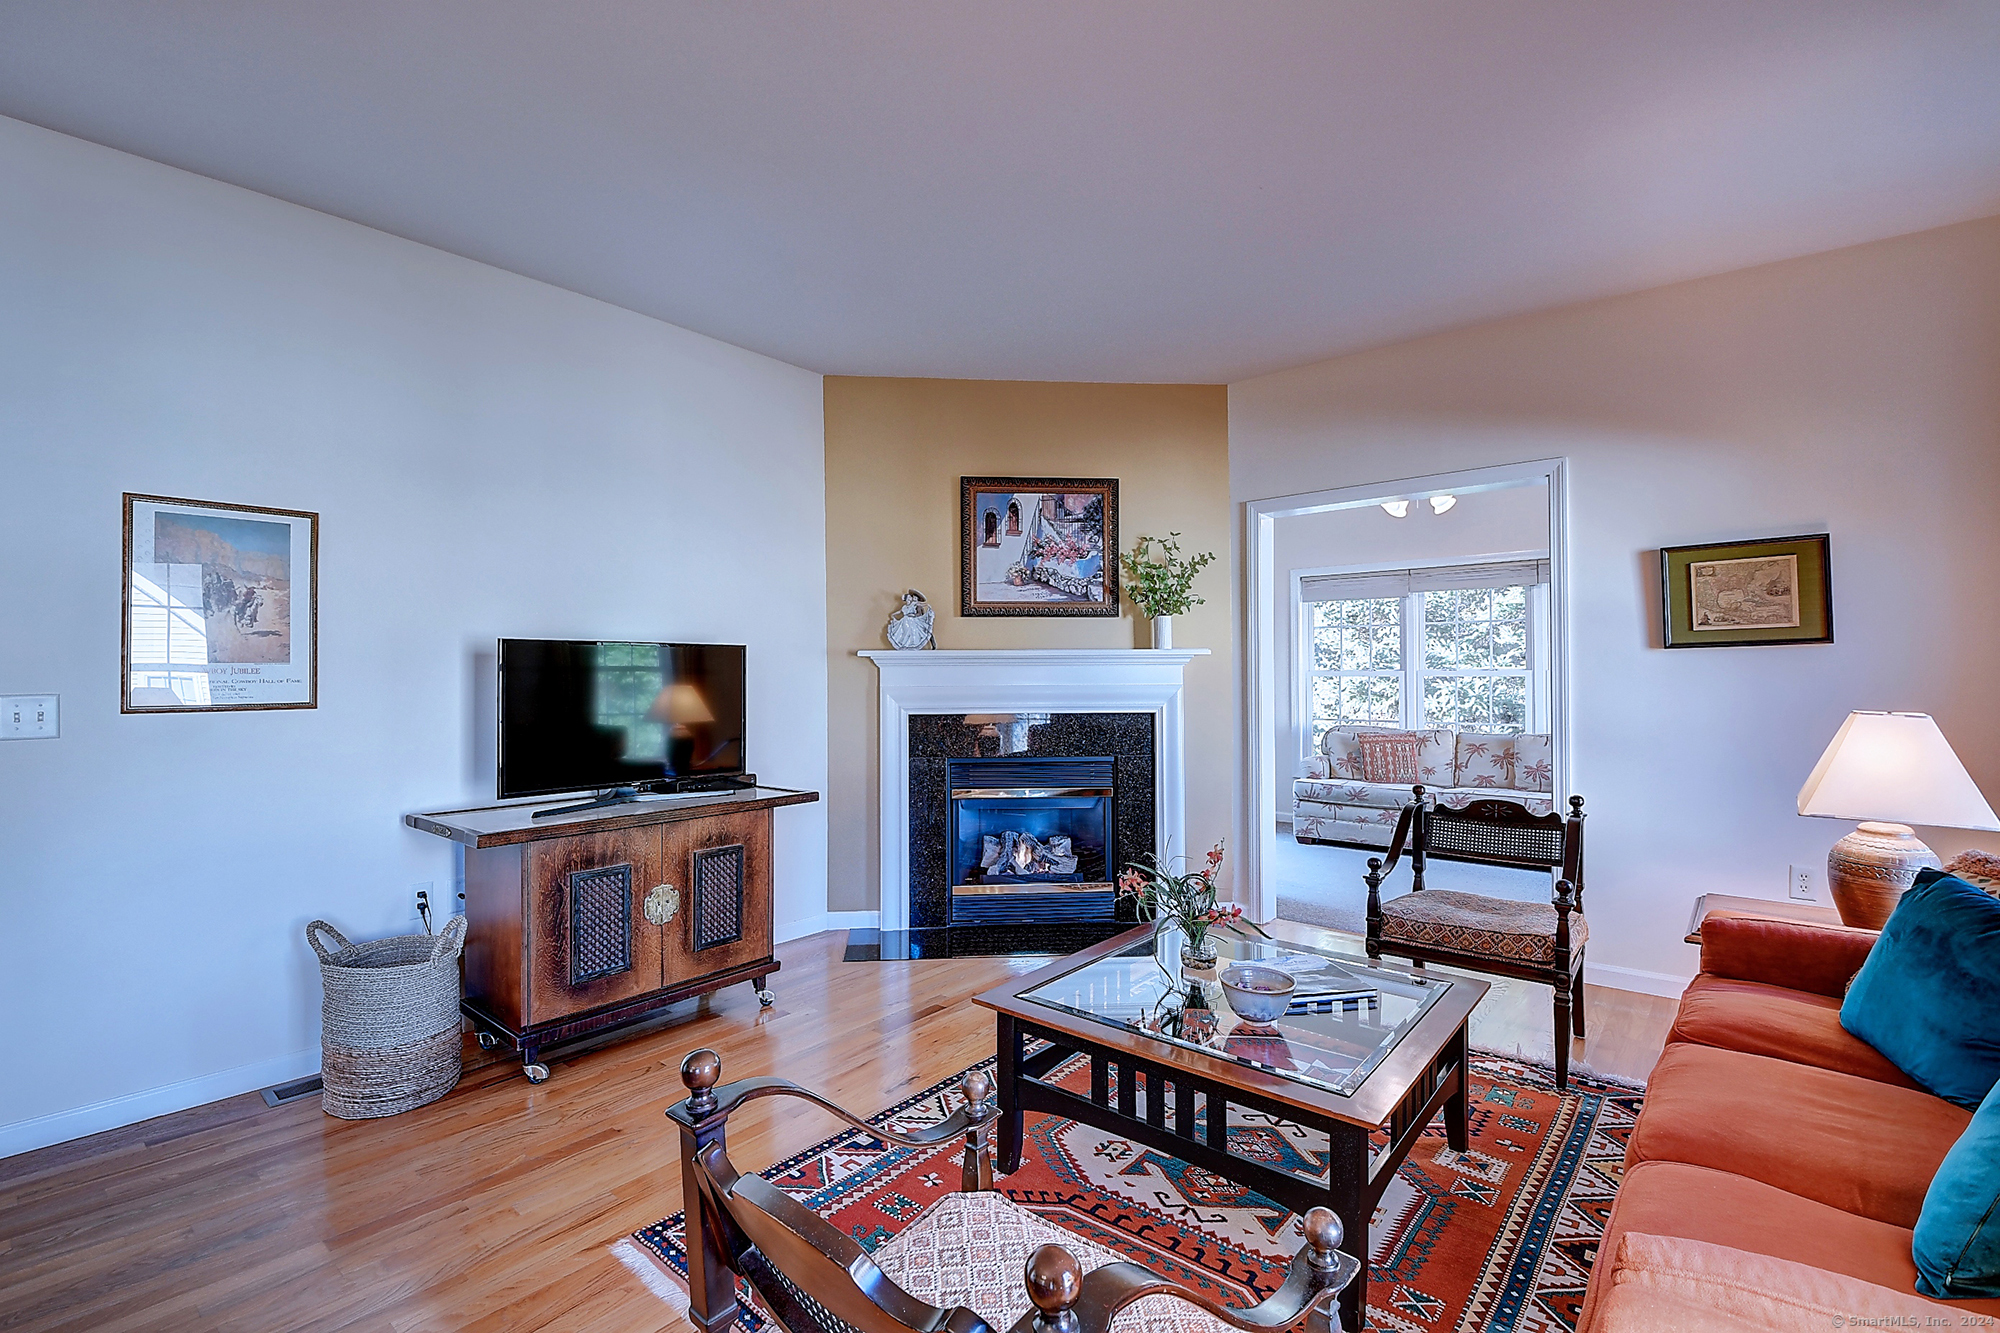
[959,477,1119,617]
[1659,533,1831,648]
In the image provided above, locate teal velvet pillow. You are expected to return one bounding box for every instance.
[1915,1079,2000,1298]
[1840,869,2000,1111]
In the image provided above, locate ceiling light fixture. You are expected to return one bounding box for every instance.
[1380,499,1410,518]
[1429,495,1458,515]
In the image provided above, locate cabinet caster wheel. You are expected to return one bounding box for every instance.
[475,1031,498,1050]
[755,987,776,1008]
[523,1062,550,1084]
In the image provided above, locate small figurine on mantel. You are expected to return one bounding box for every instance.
[885,589,936,650]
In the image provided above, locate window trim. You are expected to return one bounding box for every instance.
[1292,551,1552,762]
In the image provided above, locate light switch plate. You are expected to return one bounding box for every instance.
[1,695,58,739]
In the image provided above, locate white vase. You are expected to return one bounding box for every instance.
[1151,615,1173,649]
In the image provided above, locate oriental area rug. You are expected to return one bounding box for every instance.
[623,1053,1643,1333]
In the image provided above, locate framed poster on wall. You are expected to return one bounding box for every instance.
[959,476,1119,617]
[1659,532,1831,648]
[122,493,319,711]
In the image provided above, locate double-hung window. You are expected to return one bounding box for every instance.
[1298,560,1550,758]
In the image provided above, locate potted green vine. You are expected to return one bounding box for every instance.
[1116,840,1267,976]
[1121,532,1216,649]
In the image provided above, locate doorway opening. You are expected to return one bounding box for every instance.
[1241,459,1571,927]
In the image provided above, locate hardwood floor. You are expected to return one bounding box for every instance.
[0,926,1676,1333]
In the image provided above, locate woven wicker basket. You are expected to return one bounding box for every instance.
[308,915,467,1120]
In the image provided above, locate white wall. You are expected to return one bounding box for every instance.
[0,117,829,1156]
[1273,483,1548,811]
[1233,215,2000,995]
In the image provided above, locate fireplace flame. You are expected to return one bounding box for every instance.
[1013,838,1036,873]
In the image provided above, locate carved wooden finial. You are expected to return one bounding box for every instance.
[1412,784,1427,799]
[1555,878,1574,909]
[1024,1244,1082,1333]
[682,1049,722,1114]
[1570,795,1585,817]
[1301,1207,1343,1270]
[962,1068,994,1113]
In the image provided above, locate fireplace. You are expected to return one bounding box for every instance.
[948,757,1115,925]
[899,710,1155,955]
[860,648,1205,959]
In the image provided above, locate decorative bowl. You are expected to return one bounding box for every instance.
[1220,965,1295,1023]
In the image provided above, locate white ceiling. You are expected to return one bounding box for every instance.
[4,2,1999,382]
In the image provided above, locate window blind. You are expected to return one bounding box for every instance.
[1299,559,1550,604]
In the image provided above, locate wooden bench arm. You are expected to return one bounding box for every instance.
[668,1052,999,1145]
[668,1049,1000,1192]
[1008,1208,1356,1333]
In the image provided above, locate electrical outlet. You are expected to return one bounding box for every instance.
[1,694,58,739]
[412,882,434,927]
[1788,864,1815,901]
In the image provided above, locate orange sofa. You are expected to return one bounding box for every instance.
[1577,911,2000,1328]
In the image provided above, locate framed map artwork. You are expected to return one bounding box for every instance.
[1659,533,1831,648]
[959,477,1119,617]
[122,493,319,711]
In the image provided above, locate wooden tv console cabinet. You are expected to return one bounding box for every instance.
[406,787,819,1082]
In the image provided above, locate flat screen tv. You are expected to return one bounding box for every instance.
[498,639,747,803]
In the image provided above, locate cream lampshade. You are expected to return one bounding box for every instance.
[1797,711,1999,929]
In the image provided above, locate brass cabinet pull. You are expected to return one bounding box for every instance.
[644,883,681,925]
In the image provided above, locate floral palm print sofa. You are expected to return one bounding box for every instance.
[1292,726,1555,848]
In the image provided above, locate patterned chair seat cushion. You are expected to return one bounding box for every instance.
[1293,811,1398,847]
[1294,779,1412,809]
[1433,789,1555,817]
[872,1191,1232,1333]
[1378,889,1587,964]
[1294,801,1406,827]
[1293,781,1554,817]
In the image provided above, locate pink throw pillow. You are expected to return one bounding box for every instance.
[1356,732,1424,785]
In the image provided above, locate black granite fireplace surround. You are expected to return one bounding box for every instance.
[904,712,1152,956]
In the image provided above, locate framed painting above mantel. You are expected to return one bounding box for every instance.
[1659,532,1831,648]
[959,476,1118,617]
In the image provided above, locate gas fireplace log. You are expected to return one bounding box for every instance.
[980,832,1080,876]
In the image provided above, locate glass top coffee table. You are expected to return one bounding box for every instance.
[975,923,1487,1332]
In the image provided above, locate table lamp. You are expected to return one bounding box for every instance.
[1796,711,1999,929]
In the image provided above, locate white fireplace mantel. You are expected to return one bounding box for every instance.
[859,648,1210,933]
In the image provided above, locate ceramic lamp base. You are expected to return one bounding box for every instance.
[1827,821,1941,931]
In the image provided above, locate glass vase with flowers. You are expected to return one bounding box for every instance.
[1116,840,1267,975]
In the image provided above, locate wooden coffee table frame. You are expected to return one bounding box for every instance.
[976,926,1486,1332]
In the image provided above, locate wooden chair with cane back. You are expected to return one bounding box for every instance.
[667,1048,1360,1333]
[1363,787,1588,1088]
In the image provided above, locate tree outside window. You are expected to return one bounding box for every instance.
[1302,579,1544,755]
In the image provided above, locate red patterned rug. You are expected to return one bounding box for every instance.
[625,1052,1642,1333]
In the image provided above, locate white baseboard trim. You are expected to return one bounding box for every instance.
[1584,961,1692,1000]
[0,1045,322,1162]
[775,910,881,944]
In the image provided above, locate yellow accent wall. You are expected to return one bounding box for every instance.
[824,378,1232,914]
